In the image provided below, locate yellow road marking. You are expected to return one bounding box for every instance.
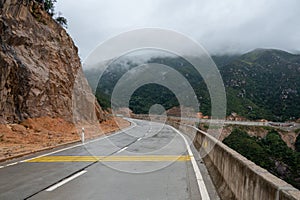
[26,155,191,162]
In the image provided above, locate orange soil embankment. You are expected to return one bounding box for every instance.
[0,116,130,161]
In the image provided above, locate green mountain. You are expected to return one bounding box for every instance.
[221,49,300,121]
[85,49,300,122]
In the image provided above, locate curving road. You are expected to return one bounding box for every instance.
[0,119,219,200]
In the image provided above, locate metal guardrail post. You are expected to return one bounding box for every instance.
[81,127,85,144]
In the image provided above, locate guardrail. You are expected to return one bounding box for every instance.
[172,122,300,200]
[132,115,300,200]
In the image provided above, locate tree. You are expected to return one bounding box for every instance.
[55,16,67,28]
[43,0,57,16]
[35,0,68,28]
[296,134,300,152]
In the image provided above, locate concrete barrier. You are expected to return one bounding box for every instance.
[170,121,300,200]
[132,115,300,200]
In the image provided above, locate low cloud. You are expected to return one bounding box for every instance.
[56,0,300,59]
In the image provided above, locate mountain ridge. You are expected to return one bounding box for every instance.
[86,48,300,122]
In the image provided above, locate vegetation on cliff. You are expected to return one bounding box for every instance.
[35,0,67,27]
[223,128,300,189]
[296,133,300,152]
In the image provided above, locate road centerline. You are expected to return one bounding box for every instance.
[46,170,87,192]
[116,146,128,153]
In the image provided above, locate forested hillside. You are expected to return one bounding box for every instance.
[85,49,300,122]
[221,49,300,121]
[223,128,300,189]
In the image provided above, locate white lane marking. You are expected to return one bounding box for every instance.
[46,170,87,192]
[170,126,211,200]
[116,146,128,153]
[0,166,4,169]
[1,119,137,168]
[137,138,142,141]
[5,162,18,167]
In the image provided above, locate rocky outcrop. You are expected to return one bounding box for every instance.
[0,0,104,123]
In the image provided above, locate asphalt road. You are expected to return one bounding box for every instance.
[0,119,219,200]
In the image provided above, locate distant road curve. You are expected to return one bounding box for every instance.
[172,117,300,131]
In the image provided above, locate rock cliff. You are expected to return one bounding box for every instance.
[0,0,104,123]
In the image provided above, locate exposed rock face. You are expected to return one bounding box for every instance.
[0,0,104,123]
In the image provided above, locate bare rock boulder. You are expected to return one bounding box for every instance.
[0,0,105,123]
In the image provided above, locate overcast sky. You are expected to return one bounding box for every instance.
[56,0,300,60]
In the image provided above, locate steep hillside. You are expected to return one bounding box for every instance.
[88,49,300,122]
[223,128,300,189]
[0,0,104,123]
[0,0,117,160]
[221,49,300,121]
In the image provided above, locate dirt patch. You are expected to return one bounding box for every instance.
[0,116,130,161]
